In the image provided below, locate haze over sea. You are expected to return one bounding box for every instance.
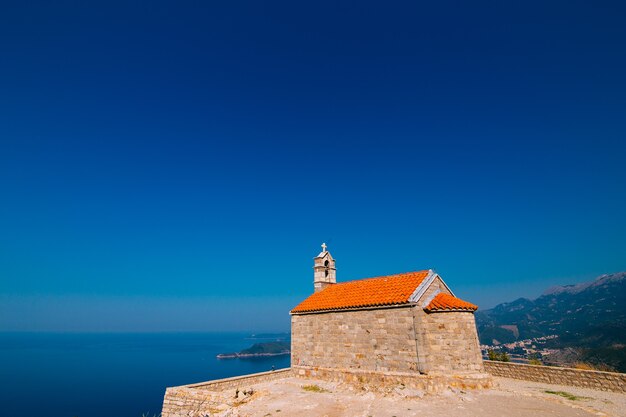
[0,332,290,417]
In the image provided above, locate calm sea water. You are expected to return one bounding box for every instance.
[0,332,290,417]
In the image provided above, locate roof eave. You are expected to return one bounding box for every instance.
[424,308,478,313]
[291,302,416,315]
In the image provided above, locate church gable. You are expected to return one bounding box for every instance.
[413,273,478,312]
[408,272,451,301]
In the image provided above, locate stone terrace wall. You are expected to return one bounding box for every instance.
[484,361,626,393]
[291,306,419,372]
[162,387,231,417]
[162,366,493,416]
[293,365,492,393]
[162,369,291,417]
[185,368,291,390]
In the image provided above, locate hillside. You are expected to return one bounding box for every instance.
[475,272,626,371]
[216,341,290,359]
[240,341,290,355]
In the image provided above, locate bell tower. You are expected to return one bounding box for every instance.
[313,242,336,292]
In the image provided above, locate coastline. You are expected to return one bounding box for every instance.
[216,351,290,359]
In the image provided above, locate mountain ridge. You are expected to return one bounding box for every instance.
[475,271,626,371]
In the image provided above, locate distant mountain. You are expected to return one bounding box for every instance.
[476,272,626,371]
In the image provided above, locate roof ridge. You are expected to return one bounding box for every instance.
[331,270,431,286]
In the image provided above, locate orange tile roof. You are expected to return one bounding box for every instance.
[424,293,478,312]
[291,271,430,313]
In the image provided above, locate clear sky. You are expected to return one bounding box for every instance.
[1,1,625,332]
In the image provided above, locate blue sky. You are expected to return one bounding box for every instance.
[1,1,625,332]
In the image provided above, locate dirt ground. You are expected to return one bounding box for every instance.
[221,376,626,417]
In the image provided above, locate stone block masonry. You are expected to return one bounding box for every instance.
[182,368,291,391]
[291,306,420,373]
[484,360,626,393]
[162,366,494,416]
[292,303,484,374]
[161,368,290,417]
[293,365,493,393]
[414,309,484,373]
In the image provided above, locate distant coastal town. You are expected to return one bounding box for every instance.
[481,335,558,364]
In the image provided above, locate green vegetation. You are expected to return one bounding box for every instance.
[577,347,620,372]
[240,341,289,355]
[544,390,588,401]
[487,349,510,362]
[528,353,542,365]
[574,361,616,372]
[217,341,290,358]
[301,384,329,393]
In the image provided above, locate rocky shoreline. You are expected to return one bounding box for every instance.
[216,341,290,359]
[216,351,290,359]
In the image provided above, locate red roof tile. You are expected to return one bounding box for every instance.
[424,293,478,312]
[291,271,430,313]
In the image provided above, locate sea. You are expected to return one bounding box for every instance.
[0,332,291,417]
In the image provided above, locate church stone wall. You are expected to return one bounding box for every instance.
[292,305,484,374]
[291,306,420,373]
[413,309,484,373]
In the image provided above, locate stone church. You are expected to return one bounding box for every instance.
[290,244,484,375]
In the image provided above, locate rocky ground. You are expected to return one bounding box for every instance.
[213,376,626,417]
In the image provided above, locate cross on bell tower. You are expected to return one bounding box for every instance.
[313,243,336,293]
